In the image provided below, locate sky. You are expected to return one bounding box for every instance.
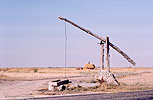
[0,0,153,67]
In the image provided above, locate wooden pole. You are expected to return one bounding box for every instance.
[58,17,136,66]
[106,36,110,72]
[100,41,104,70]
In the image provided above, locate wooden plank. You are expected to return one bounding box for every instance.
[58,17,136,66]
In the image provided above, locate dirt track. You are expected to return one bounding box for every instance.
[0,79,49,99]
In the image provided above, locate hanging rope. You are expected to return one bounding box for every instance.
[64,20,67,78]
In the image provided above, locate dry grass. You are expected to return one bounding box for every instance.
[0,74,8,79]
[0,67,99,81]
[0,67,153,81]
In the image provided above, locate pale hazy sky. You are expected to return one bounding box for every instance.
[0,0,153,67]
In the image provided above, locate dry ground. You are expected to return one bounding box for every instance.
[0,67,153,99]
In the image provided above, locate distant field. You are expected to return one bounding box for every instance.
[0,67,153,80]
[0,67,99,80]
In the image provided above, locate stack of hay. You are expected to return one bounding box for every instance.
[83,64,95,69]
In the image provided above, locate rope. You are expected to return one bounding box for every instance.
[64,20,67,78]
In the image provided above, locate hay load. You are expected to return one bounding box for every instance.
[83,62,96,69]
[84,64,95,69]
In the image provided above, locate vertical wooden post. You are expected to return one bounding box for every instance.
[106,36,110,72]
[100,41,104,71]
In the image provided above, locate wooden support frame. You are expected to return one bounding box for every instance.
[100,41,104,71]
[106,36,110,72]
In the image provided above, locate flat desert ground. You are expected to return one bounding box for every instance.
[0,67,153,99]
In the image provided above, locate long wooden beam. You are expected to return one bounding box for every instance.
[58,16,136,66]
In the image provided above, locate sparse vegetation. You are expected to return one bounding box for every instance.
[33,68,38,73]
[0,74,8,79]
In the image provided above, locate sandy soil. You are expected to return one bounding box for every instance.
[0,67,153,99]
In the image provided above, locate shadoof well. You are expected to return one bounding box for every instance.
[48,17,136,91]
[58,16,136,86]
